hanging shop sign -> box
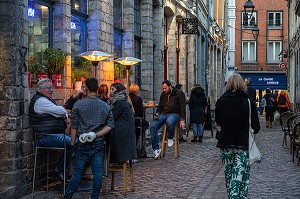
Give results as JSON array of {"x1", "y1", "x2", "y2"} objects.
[{"x1": 182, "y1": 18, "x2": 198, "y2": 34}]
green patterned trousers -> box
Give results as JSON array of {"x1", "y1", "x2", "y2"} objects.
[{"x1": 221, "y1": 148, "x2": 250, "y2": 199}]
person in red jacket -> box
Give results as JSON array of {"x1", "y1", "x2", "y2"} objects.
[{"x1": 276, "y1": 91, "x2": 290, "y2": 114}]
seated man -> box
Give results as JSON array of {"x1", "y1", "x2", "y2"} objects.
[
  {"x1": 29, "y1": 78, "x2": 72, "y2": 181},
  {"x1": 150, "y1": 80, "x2": 186, "y2": 159}
]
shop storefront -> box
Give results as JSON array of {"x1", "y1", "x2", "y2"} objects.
[{"x1": 240, "y1": 72, "x2": 287, "y2": 91}]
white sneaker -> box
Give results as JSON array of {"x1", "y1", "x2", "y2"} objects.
[
  {"x1": 153, "y1": 149, "x2": 161, "y2": 159},
  {"x1": 168, "y1": 139, "x2": 174, "y2": 147}
]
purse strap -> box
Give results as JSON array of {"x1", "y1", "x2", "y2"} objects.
[{"x1": 248, "y1": 99, "x2": 251, "y2": 128}]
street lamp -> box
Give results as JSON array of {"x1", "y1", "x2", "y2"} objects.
[
  {"x1": 114, "y1": 57, "x2": 141, "y2": 90},
  {"x1": 78, "y1": 51, "x2": 112, "y2": 77},
  {"x1": 252, "y1": 24, "x2": 259, "y2": 39},
  {"x1": 243, "y1": 0, "x2": 255, "y2": 21}
]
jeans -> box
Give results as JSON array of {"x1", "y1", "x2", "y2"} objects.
[
  {"x1": 65, "y1": 140, "x2": 105, "y2": 199},
  {"x1": 192, "y1": 123, "x2": 203, "y2": 137},
  {"x1": 36, "y1": 134, "x2": 72, "y2": 173},
  {"x1": 150, "y1": 113, "x2": 180, "y2": 151}
]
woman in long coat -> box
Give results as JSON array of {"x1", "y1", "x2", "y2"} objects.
[
  {"x1": 108, "y1": 82, "x2": 137, "y2": 163},
  {"x1": 215, "y1": 73, "x2": 260, "y2": 198},
  {"x1": 189, "y1": 85, "x2": 208, "y2": 142}
]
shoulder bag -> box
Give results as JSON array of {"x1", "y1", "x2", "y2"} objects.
[{"x1": 248, "y1": 99, "x2": 262, "y2": 165}]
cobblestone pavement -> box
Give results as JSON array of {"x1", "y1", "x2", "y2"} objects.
[{"x1": 21, "y1": 117, "x2": 300, "y2": 199}]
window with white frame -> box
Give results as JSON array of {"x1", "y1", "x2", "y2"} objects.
[
  {"x1": 242, "y1": 41, "x2": 256, "y2": 62},
  {"x1": 268, "y1": 12, "x2": 282, "y2": 27},
  {"x1": 267, "y1": 41, "x2": 282, "y2": 62},
  {"x1": 242, "y1": 12, "x2": 256, "y2": 27}
]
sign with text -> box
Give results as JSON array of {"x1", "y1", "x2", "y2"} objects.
[{"x1": 240, "y1": 73, "x2": 287, "y2": 90}]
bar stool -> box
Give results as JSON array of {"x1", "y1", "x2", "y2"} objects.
[
  {"x1": 102, "y1": 145, "x2": 134, "y2": 194},
  {"x1": 32, "y1": 133, "x2": 67, "y2": 198},
  {"x1": 161, "y1": 123, "x2": 180, "y2": 158}
]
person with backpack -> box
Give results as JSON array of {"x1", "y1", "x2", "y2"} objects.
[
  {"x1": 262, "y1": 88, "x2": 275, "y2": 128},
  {"x1": 276, "y1": 91, "x2": 290, "y2": 115}
]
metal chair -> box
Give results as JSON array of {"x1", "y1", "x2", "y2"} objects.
[
  {"x1": 286, "y1": 114, "x2": 300, "y2": 153},
  {"x1": 32, "y1": 133, "x2": 67, "y2": 198},
  {"x1": 280, "y1": 111, "x2": 294, "y2": 145},
  {"x1": 292, "y1": 121, "x2": 300, "y2": 165}
]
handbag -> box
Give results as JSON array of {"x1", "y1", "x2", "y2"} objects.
[{"x1": 248, "y1": 99, "x2": 262, "y2": 165}]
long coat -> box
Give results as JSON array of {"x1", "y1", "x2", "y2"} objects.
[
  {"x1": 189, "y1": 87, "x2": 208, "y2": 124},
  {"x1": 215, "y1": 90, "x2": 260, "y2": 149},
  {"x1": 109, "y1": 100, "x2": 137, "y2": 163}
]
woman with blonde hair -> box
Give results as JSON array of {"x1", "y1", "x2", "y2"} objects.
[{"x1": 215, "y1": 73, "x2": 260, "y2": 198}]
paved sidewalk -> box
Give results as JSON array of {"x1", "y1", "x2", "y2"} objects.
[{"x1": 21, "y1": 117, "x2": 300, "y2": 199}]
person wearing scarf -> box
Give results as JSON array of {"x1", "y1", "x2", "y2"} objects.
[{"x1": 107, "y1": 82, "x2": 137, "y2": 163}]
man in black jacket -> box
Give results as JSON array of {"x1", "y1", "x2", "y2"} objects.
[
  {"x1": 150, "y1": 80, "x2": 186, "y2": 159},
  {"x1": 29, "y1": 78, "x2": 72, "y2": 181}
]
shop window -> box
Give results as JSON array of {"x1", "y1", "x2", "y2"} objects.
[
  {"x1": 114, "y1": 0, "x2": 122, "y2": 29},
  {"x1": 71, "y1": 0, "x2": 88, "y2": 14},
  {"x1": 28, "y1": 1, "x2": 53, "y2": 64},
  {"x1": 71, "y1": 0, "x2": 88, "y2": 68},
  {"x1": 242, "y1": 41, "x2": 256, "y2": 62},
  {"x1": 267, "y1": 41, "x2": 282, "y2": 62}
]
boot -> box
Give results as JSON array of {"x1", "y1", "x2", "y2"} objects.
[
  {"x1": 198, "y1": 136, "x2": 203, "y2": 143},
  {"x1": 266, "y1": 121, "x2": 269, "y2": 128},
  {"x1": 191, "y1": 136, "x2": 197, "y2": 142}
]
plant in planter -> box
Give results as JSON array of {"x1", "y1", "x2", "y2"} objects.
[
  {"x1": 28, "y1": 55, "x2": 47, "y2": 81},
  {"x1": 44, "y1": 48, "x2": 67, "y2": 89}
]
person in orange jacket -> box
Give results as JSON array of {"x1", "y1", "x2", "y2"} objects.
[{"x1": 276, "y1": 91, "x2": 290, "y2": 114}]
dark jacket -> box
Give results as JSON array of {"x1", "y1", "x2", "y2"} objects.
[
  {"x1": 156, "y1": 87, "x2": 186, "y2": 120},
  {"x1": 189, "y1": 87, "x2": 208, "y2": 124},
  {"x1": 129, "y1": 93, "x2": 143, "y2": 118},
  {"x1": 246, "y1": 85, "x2": 256, "y2": 105},
  {"x1": 109, "y1": 100, "x2": 137, "y2": 163},
  {"x1": 215, "y1": 90, "x2": 260, "y2": 149},
  {"x1": 29, "y1": 92, "x2": 66, "y2": 134}
]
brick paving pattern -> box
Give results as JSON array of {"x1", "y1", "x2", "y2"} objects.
[{"x1": 21, "y1": 117, "x2": 300, "y2": 199}]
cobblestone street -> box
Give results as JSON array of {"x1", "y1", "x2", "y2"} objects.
[{"x1": 21, "y1": 117, "x2": 300, "y2": 199}]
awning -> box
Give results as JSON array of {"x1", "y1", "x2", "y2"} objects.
[{"x1": 239, "y1": 72, "x2": 287, "y2": 90}]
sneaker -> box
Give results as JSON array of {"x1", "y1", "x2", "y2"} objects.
[
  {"x1": 179, "y1": 137, "x2": 187, "y2": 142},
  {"x1": 153, "y1": 149, "x2": 161, "y2": 159},
  {"x1": 168, "y1": 139, "x2": 174, "y2": 147},
  {"x1": 133, "y1": 159, "x2": 139, "y2": 163}
]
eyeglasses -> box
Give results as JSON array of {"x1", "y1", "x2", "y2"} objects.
[
  {"x1": 40, "y1": 85, "x2": 54, "y2": 90},
  {"x1": 110, "y1": 87, "x2": 116, "y2": 91}
]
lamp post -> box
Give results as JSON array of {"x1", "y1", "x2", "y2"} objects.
[
  {"x1": 114, "y1": 57, "x2": 141, "y2": 90},
  {"x1": 78, "y1": 51, "x2": 112, "y2": 78},
  {"x1": 252, "y1": 24, "x2": 259, "y2": 39},
  {"x1": 243, "y1": 0, "x2": 255, "y2": 21}
]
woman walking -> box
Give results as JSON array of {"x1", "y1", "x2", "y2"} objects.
[
  {"x1": 188, "y1": 85, "x2": 207, "y2": 142},
  {"x1": 215, "y1": 73, "x2": 260, "y2": 198}
]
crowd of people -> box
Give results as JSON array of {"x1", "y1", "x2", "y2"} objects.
[{"x1": 30, "y1": 73, "x2": 293, "y2": 198}]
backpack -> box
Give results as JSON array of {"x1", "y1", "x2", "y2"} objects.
[{"x1": 278, "y1": 94, "x2": 287, "y2": 105}]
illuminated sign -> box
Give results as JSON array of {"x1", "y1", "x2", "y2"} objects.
[
  {"x1": 70, "y1": 22, "x2": 76, "y2": 30},
  {"x1": 28, "y1": 4, "x2": 35, "y2": 17}
]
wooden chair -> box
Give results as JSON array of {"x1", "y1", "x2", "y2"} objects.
[
  {"x1": 161, "y1": 123, "x2": 180, "y2": 158},
  {"x1": 102, "y1": 146, "x2": 134, "y2": 194},
  {"x1": 280, "y1": 111, "x2": 294, "y2": 145},
  {"x1": 292, "y1": 121, "x2": 300, "y2": 165}
]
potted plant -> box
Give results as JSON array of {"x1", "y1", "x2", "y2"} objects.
[
  {"x1": 28, "y1": 55, "x2": 47, "y2": 87},
  {"x1": 44, "y1": 48, "x2": 67, "y2": 89}
]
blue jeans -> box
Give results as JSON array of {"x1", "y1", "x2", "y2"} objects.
[
  {"x1": 150, "y1": 113, "x2": 180, "y2": 151},
  {"x1": 36, "y1": 134, "x2": 72, "y2": 173},
  {"x1": 192, "y1": 123, "x2": 203, "y2": 137},
  {"x1": 65, "y1": 140, "x2": 105, "y2": 199}
]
